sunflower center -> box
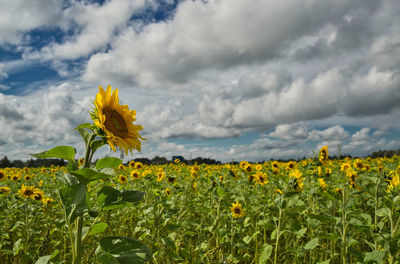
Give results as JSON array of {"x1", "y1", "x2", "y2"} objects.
[
  {"x1": 234, "y1": 207, "x2": 241, "y2": 214},
  {"x1": 103, "y1": 107, "x2": 129, "y2": 139},
  {"x1": 24, "y1": 190, "x2": 34, "y2": 196}
]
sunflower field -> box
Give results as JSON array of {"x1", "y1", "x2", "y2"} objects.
[{"x1": 1, "y1": 153, "x2": 400, "y2": 264}]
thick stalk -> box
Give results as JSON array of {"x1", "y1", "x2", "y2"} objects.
[
  {"x1": 274, "y1": 207, "x2": 282, "y2": 264},
  {"x1": 72, "y1": 133, "x2": 96, "y2": 264},
  {"x1": 73, "y1": 216, "x2": 84, "y2": 264}
]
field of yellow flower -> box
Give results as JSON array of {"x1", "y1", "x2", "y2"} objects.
[{"x1": 1, "y1": 152, "x2": 400, "y2": 263}]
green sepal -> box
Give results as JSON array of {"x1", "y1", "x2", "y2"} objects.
[
  {"x1": 74, "y1": 123, "x2": 97, "y2": 131},
  {"x1": 97, "y1": 186, "x2": 145, "y2": 211},
  {"x1": 95, "y1": 236, "x2": 152, "y2": 264},
  {"x1": 96, "y1": 157, "x2": 123, "y2": 170},
  {"x1": 59, "y1": 183, "x2": 88, "y2": 224},
  {"x1": 30, "y1": 146, "x2": 76, "y2": 164}
]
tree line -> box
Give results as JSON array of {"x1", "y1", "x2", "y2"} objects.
[{"x1": 1, "y1": 149, "x2": 400, "y2": 168}]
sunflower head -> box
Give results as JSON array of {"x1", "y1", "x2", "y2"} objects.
[
  {"x1": 319, "y1": 146, "x2": 329, "y2": 164},
  {"x1": 91, "y1": 85, "x2": 144, "y2": 155},
  {"x1": 0, "y1": 170, "x2": 6, "y2": 181},
  {"x1": 118, "y1": 174, "x2": 128, "y2": 184},
  {"x1": 0, "y1": 187, "x2": 10, "y2": 195},
  {"x1": 230, "y1": 201, "x2": 245, "y2": 219},
  {"x1": 18, "y1": 185, "x2": 37, "y2": 199}
]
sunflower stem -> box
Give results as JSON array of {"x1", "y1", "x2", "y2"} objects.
[{"x1": 72, "y1": 133, "x2": 96, "y2": 264}]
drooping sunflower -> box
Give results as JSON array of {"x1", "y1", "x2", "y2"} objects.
[
  {"x1": 91, "y1": 85, "x2": 144, "y2": 155},
  {"x1": 230, "y1": 201, "x2": 245, "y2": 219}
]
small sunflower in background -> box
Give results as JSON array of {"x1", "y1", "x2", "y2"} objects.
[
  {"x1": 78, "y1": 158, "x2": 85, "y2": 167},
  {"x1": 42, "y1": 197, "x2": 55, "y2": 206},
  {"x1": 0, "y1": 170, "x2": 6, "y2": 181},
  {"x1": 254, "y1": 171, "x2": 268, "y2": 186},
  {"x1": 91, "y1": 85, "x2": 144, "y2": 155},
  {"x1": 18, "y1": 185, "x2": 37, "y2": 199},
  {"x1": 319, "y1": 146, "x2": 329, "y2": 164},
  {"x1": 230, "y1": 201, "x2": 245, "y2": 219},
  {"x1": 135, "y1": 162, "x2": 143, "y2": 169},
  {"x1": 0, "y1": 186, "x2": 10, "y2": 195},
  {"x1": 12, "y1": 174, "x2": 21, "y2": 181},
  {"x1": 24, "y1": 174, "x2": 33, "y2": 181},
  {"x1": 130, "y1": 170, "x2": 140, "y2": 180},
  {"x1": 33, "y1": 189, "x2": 45, "y2": 202},
  {"x1": 165, "y1": 188, "x2": 172, "y2": 196},
  {"x1": 118, "y1": 174, "x2": 128, "y2": 184}
]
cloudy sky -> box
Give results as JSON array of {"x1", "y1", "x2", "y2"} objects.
[{"x1": 1, "y1": 0, "x2": 400, "y2": 162}]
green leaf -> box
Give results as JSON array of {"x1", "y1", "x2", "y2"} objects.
[
  {"x1": 96, "y1": 236, "x2": 152, "y2": 264},
  {"x1": 66, "y1": 161, "x2": 78, "y2": 172},
  {"x1": 35, "y1": 250, "x2": 59, "y2": 264},
  {"x1": 303, "y1": 238, "x2": 319, "y2": 251},
  {"x1": 348, "y1": 247, "x2": 364, "y2": 261},
  {"x1": 70, "y1": 168, "x2": 114, "y2": 184},
  {"x1": 97, "y1": 186, "x2": 144, "y2": 211},
  {"x1": 259, "y1": 244, "x2": 273, "y2": 264},
  {"x1": 243, "y1": 235, "x2": 252, "y2": 244},
  {"x1": 216, "y1": 187, "x2": 225, "y2": 197},
  {"x1": 59, "y1": 183, "x2": 88, "y2": 224},
  {"x1": 120, "y1": 190, "x2": 145, "y2": 203},
  {"x1": 316, "y1": 260, "x2": 330, "y2": 264},
  {"x1": 376, "y1": 208, "x2": 390, "y2": 218},
  {"x1": 88, "y1": 223, "x2": 108, "y2": 237},
  {"x1": 74, "y1": 123, "x2": 96, "y2": 131},
  {"x1": 364, "y1": 251, "x2": 386, "y2": 264},
  {"x1": 97, "y1": 186, "x2": 120, "y2": 207},
  {"x1": 91, "y1": 139, "x2": 107, "y2": 153},
  {"x1": 96, "y1": 157, "x2": 123, "y2": 170},
  {"x1": 55, "y1": 171, "x2": 79, "y2": 186},
  {"x1": 30, "y1": 146, "x2": 76, "y2": 164},
  {"x1": 308, "y1": 214, "x2": 335, "y2": 223},
  {"x1": 77, "y1": 128, "x2": 91, "y2": 145},
  {"x1": 162, "y1": 237, "x2": 175, "y2": 249},
  {"x1": 13, "y1": 238, "x2": 23, "y2": 256},
  {"x1": 295, "y1": 227, "x2": 307, "y2": 238}
]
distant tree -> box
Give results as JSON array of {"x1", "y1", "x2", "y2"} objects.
[{"x1": 0, "y1": 156, "x2": 10, "y2": 168}]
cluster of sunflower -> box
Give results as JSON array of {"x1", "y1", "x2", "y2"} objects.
[
  {"x1": 0, "y1": 167, "x2": 56, "y2": 205},
  {"x1": 17, "y1": 184, "x2": 54, "y2": 205}
]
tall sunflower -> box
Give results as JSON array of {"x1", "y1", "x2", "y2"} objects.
[{"x1": 91, "y1": 85, "x2": 144, "y2": 155}]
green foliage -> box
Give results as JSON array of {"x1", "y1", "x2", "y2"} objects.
[
  {"x1": 96, "y1": 236, "x2": 152, "y2": 264},
  {"x1": 59, "y1": 183, "x2": 88, "y2": 224},
  {"x1": 30, "y1": 146, "x2": 76, "y2": 164}
]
